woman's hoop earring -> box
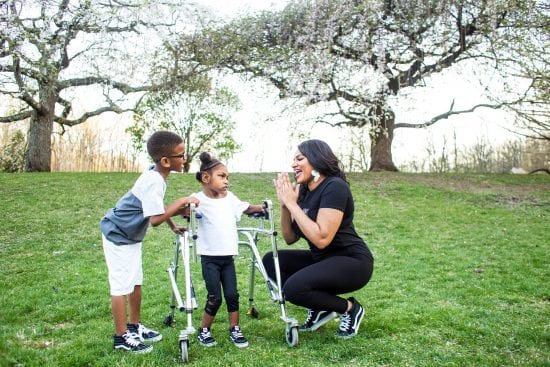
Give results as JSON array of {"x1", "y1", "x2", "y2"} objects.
[{"x1": 312, "y1": 170, "x2": 320, "y2": 183}]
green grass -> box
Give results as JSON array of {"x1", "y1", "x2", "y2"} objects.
[{"x1": 0, "y1": 172, "x2": 548, "y2": 366}]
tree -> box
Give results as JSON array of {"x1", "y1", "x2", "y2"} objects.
[
  {"x1": 0, "y1": 0, "x2": 198, "y2": 171},
  {"x1": 127, "y1": 76, "x2": 242, "y2": 172},
  {"x1": 504, "y1": 23, "x2": 549, "y2": 141},
  {"x1": 0, "y1": 128, "x2": 25, "y2": 172},
  {"x1": 176, "y1": 0, "x2": 548, "y2": 171}
]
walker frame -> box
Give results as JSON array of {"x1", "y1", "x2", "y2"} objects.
[{"x1": 163, "y1": 200, "x2": 298, "y2": 363}]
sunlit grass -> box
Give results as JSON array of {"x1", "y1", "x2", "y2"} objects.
[{"x1": 0, "y1": 172, "x2": 548, "y2": 366}]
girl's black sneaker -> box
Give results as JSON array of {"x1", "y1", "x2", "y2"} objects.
[
  {"x1": 197, "y1": 327, "x2": 217, "y2": 347},
  {"x1": 229, "y1": 325, "x2": 249, "y2": 348}
]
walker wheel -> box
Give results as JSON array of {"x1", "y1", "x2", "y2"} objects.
[
  {"x1": 247, "y1": 307, "x2": 259, "y2": 319},
  {"x1": 285, "y1": 325, "x2": 299, "y2": 347},
  {"x1": 163, "y1": 314, "x2": 174, "y2": 326},
  {"x1": 179, "y1": 339, "x2": 189, "y2": 363}
]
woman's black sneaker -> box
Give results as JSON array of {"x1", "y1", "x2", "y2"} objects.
[
  {"x1": 336, "y1": 298, "x2": 365, "y2": 339},
  {"x1": 299, "y1": 309, "x2": 337, "y2": 331}
]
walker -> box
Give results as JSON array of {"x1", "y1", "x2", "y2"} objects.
[
  {"x1": 163, "y1": 203, "x2": 199, "y2": 363},
  {"x1": 163, "y1": 200, "x2": 299, "y2": 363}
]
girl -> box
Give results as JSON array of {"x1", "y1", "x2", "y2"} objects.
[{"x1": 192, "y1": 152, "x2": 265, "y2": 348}]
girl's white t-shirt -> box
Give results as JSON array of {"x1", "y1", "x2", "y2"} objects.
[{"x1": 192, "y1": 191, "x2": 249, "y2": 256}]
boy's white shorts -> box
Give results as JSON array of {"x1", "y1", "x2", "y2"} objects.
[{"x1": 102, "y1": 234, "x2": 143, "y2": 296}]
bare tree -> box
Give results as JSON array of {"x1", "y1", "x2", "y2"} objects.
[
  {"x1": 176, "y1": 0, "x2": 547, "y2": 171},
  {"x1": 0, "y1": 0, "x2": 199, "y2": 171}
]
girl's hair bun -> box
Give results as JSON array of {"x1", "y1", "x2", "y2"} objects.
[
  {"x1": 195, "y1": 152, "x2": 222, "y2": 182},
  {"x1": 199, "y1": 152, "x2": 213, "y2": 164}
]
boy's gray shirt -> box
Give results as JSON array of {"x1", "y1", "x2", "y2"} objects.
[{"x1": 100, "y1": 168, "x2": 166, "y2": 245}]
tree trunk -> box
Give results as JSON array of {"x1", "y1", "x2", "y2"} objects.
[
  {"x1": 369, "y1": 110, "x2": 398, "y2": 172},
  {"x1": 25, "y1": 113, "x2": 53, "y2": 172},
  {"x1": 25, "y1": 89, "x2": 56, "y2": 172}
]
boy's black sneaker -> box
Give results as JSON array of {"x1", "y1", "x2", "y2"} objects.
[
  {"x1": 113, "y1": 330, "x2": 153, "y2": 354},
  {"x1": 299, "y1": 309, "x2": 337, "y2": 332},
  {"x1": 229, "y1": 325, "x2": 249, "y2": 348},
  {"x1": 197, "y1": 327, "x2": 217, "y2": 347},
  {"x1": 336, "y1": 297, "x2": 365, "y2": 339},
  {"x1": 127, "y1": 322, "x2": 162, "y2": 342}
]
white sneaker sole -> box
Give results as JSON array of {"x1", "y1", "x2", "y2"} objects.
[
  {"x1": 198, "y1": 340, "x2": 217, "y2": 347},
  {"x1": 143, "y1": 334, "x2": 162, "y2": 342},
  {"x1": 114, "y1": 345, "x2": 153, "y2": 354},
  {"x1": 301, "y1": 311, "x2": 338, "y2": 332},
  {"x1": 232, "y1": 341, "x2": 249, "y2": 348}
]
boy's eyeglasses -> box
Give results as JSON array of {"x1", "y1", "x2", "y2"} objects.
[{"x1": 168, "y1": 154, "x2": 186, "y2": 160}]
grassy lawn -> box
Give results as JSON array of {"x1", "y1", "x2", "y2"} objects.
[{"x1": 0, "y1": 172, "x2": 548, "y2": 366}]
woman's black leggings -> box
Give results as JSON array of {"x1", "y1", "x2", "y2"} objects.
[{"x1": 262, "y1": 250, "x2": 373, "y2": 314}]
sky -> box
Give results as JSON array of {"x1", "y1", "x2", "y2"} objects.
[
  {"x1": 1, "y1": 0, "x2": 520, "y2": 174},
  {"x1": 190, "y1": 0, "x2": 520, "y2": 173},
  {"x1": 196, "y1": 0, "x2": 288, "y2": 17},
  {"x1": 94, "y1": 1, "x2": 525, "y2": 174},
  {"x1": 222, "y1": 67, "x2": 518, "y2": 173}
]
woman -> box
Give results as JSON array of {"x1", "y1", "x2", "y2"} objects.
[{"x1": 262, "y1": 139, "x2": 374, "y2": 338}]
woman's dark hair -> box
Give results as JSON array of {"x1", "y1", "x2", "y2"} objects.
[
  {"x1": 195, "y1": 152, "x2": 223, "y2": 182},
  {"x1": 146, "y1": 131, "x2": 183, "y2": 162},
  {"x1": 298, "y1": 138, "x2": 347, "y2": 184}
]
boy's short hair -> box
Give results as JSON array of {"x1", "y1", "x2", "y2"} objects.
[{"x1": 146, "y1": 131, "x2": 183, "y2": 162}]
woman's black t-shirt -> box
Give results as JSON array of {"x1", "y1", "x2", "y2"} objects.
[{"x1": 291, "y1": 176, "x2": 373, "y2": 261}]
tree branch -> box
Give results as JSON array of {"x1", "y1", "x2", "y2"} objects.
[
  {"x1": 394, "y1": 100, "x2": 508, "y2": 129},
  {"x1": 57, "y1": 76, "x2": 164, "y2": 93},
  {"x1": 0, "y1": 62, "x2": 43, "y2": 81},
  {"x1": 0, "y1": 110, "x2": 32, "y2": 123},
  {"x1": 53, "y1": 105, "x2": 134, "y2": 126},
  {"x1": 12, "y1": 56, "x2": 42, "y2": 112}
]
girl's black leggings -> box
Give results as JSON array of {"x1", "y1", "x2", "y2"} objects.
[
  {"x1": 201, "y1": 255, "x2": 239, "y2": 316},
  {"x1": 262, "y1": 249, "x2": 373, "y2": 314}
]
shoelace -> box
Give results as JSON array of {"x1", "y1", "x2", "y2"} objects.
[
  {"x1": 339, "y1": 312, "x2": 351, "y2": 331},
  {"x1": 200, "y1": 328, "x2": 212, "y2": 338},
  {"x1": 304, "y1": 309, "x2": 314, "y2": 324},
  {"x1": 231, "y1": 327, "x2": 244, "y2": 338},
  {"x1": 138, "y1": 324, "x2": 152, "y2": 335},
  {"x1": 123, "y1": 333, "x2": 142, "y2": 347}
]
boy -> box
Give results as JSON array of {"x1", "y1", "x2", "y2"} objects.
[{"x1": 100, "y1": 131, "x2": 199, "y2": 354}]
